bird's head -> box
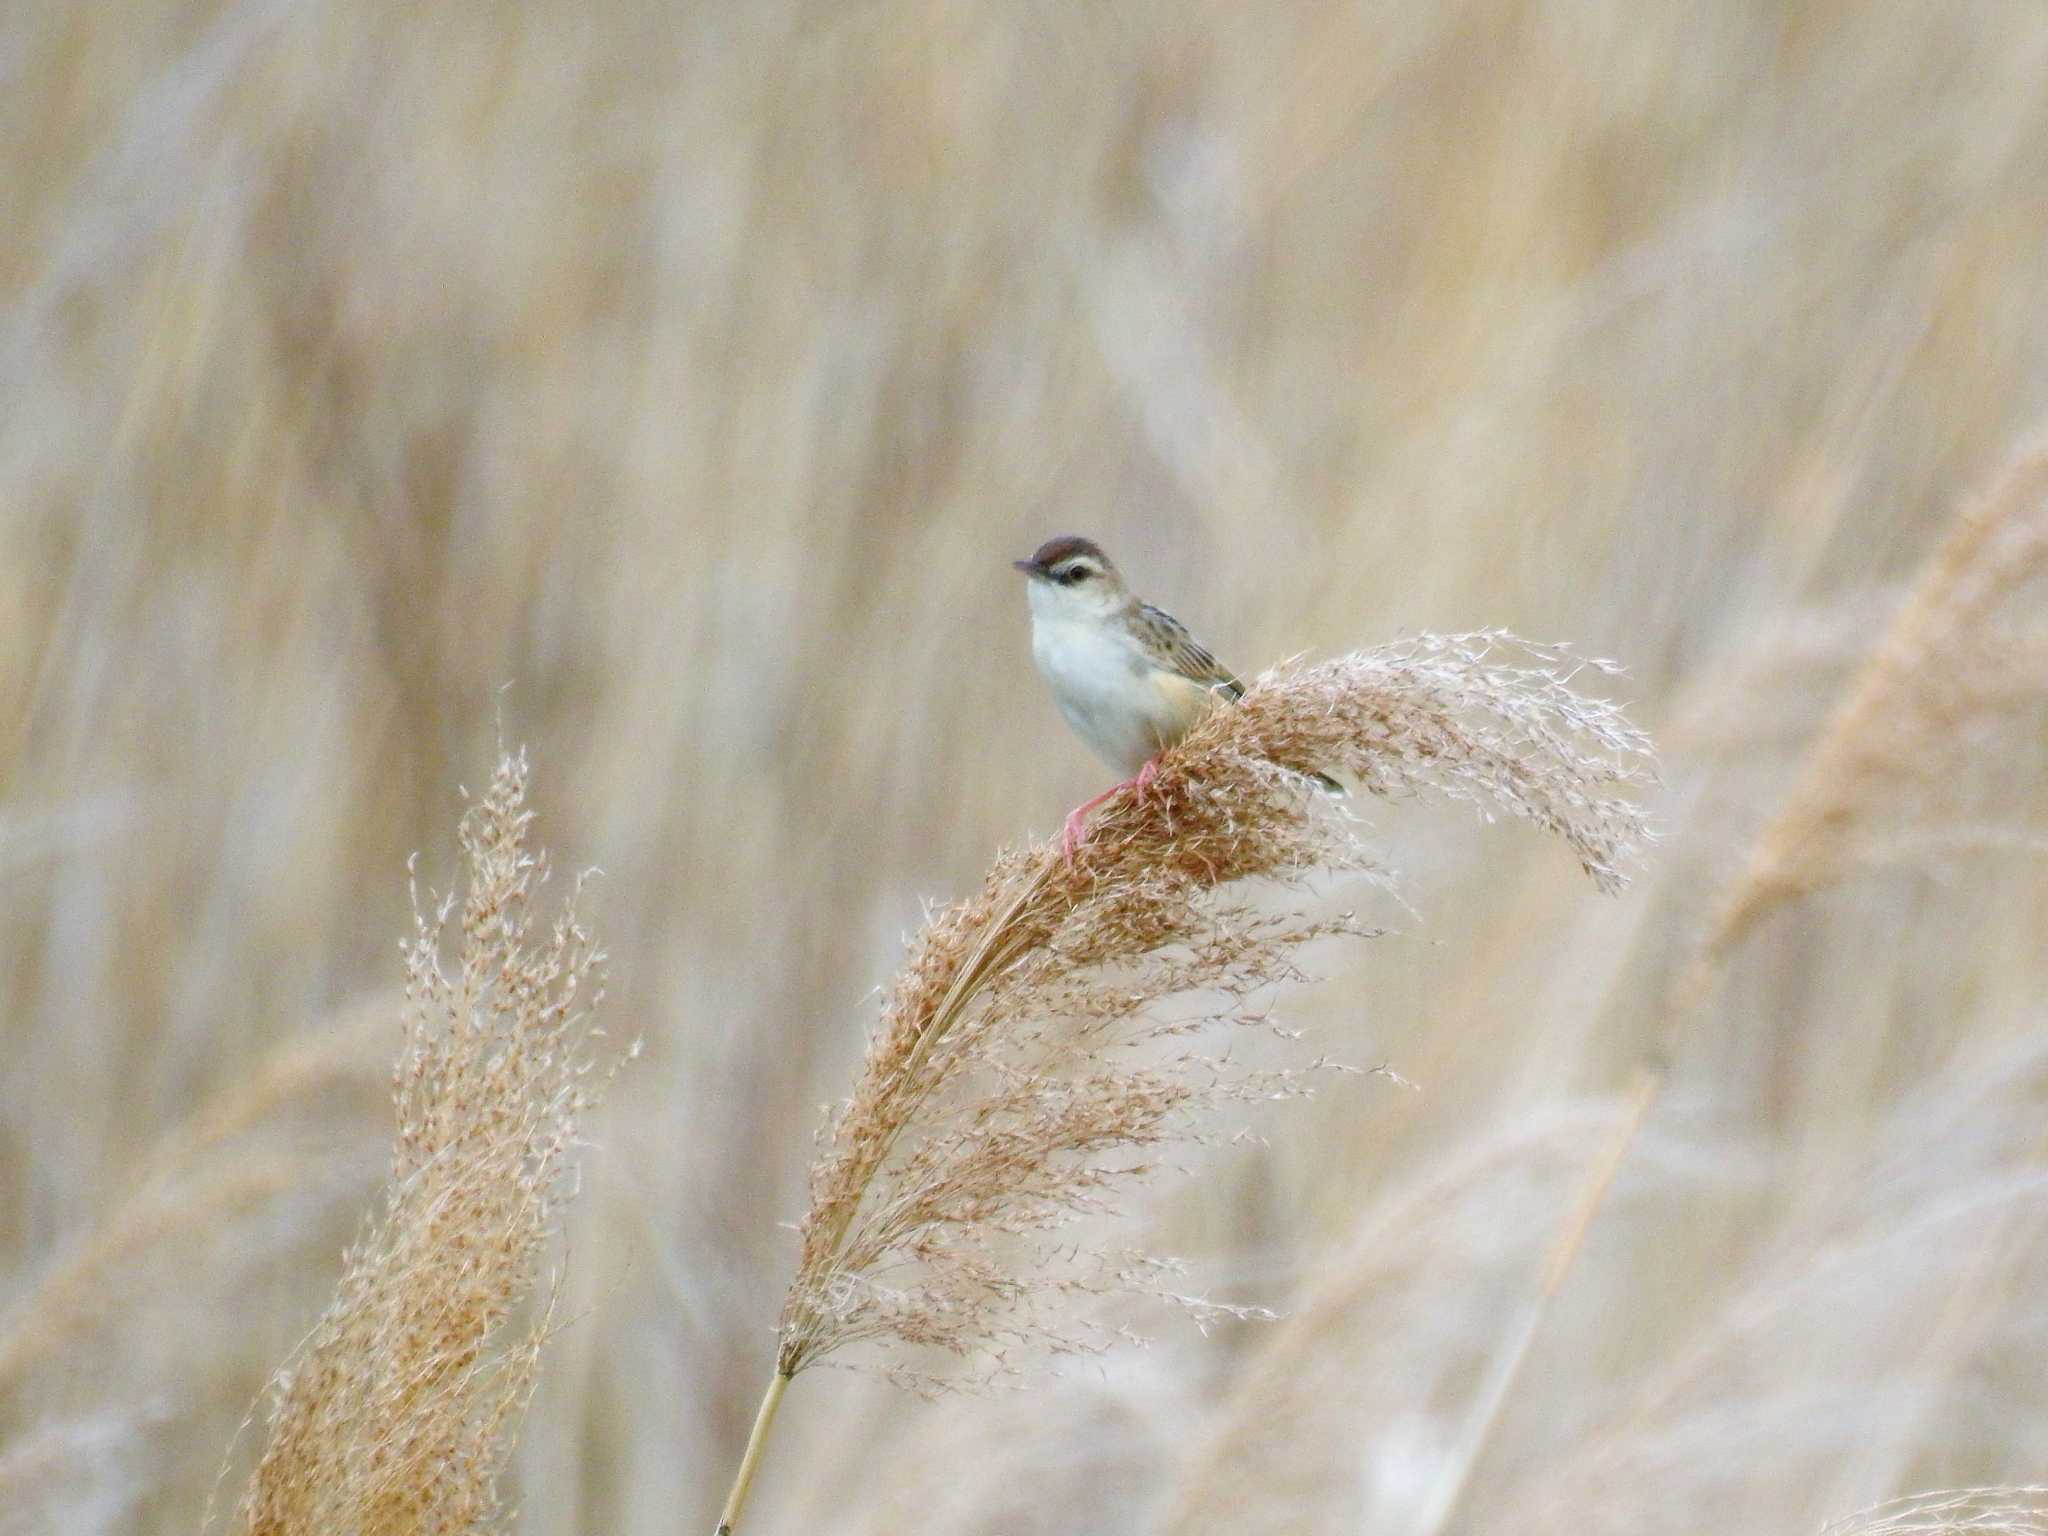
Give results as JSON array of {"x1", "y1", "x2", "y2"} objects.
[{"x1": 1013, "y1": 535, "x2": 1128, "y2": 619}]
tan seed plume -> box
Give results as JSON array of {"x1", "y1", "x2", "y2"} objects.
[
  {"x1": 715, "y1": 632, "x2": 1655, "y2": 1534},
  {"x1": 232, "y1": 751, "x2": 632, "y2": 1536}
]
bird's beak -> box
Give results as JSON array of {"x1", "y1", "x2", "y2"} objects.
[{"x1": 1012, "y1": 558, "x2": 1044, "y2": 578}]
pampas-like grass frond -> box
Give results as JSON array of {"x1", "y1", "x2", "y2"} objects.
[
  {"x1": 713, "y1": 633, "x2": 1652, "y2": 1533},
  {"x1": 1690, "y1": 439, "x2": 2048, "y2": 979},
  {"x1": 233, "y1": 751, "x2": 627, "y2": 1536},
  {"x1": 778, "y1": 633, "x2": 1651, "y2": 1383}
]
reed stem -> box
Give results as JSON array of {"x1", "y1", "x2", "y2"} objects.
[{"x1": 713, "y1": 1369, "x2": 791, "y2": 1536}]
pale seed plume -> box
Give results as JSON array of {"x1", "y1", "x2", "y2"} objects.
[
  {"x1": 1687, "y1": 438, "x2": 2048, "y2": 992},
  {"x1": 232, "y1": 751, "x2": 629, "y2": 1536},
  {"x1": 776, "y1": 633, "x2": 1653, "y2": 1388},
  {"x1": 702, "y1": 633, "x2": 1654, "y2": 1533}
]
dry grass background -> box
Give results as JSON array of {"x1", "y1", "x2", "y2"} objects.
[{"x1": 4, "y1": 1, "x2": 2048, "y2": 1532}]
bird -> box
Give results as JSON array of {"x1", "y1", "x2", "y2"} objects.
[{"x1": 1014, "y1": 534, "x2": 1338, "y2": 859}]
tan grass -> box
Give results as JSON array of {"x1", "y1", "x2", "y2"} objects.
[
  {"x1": 1492, "y1": 1030, "x2": 2048, "y2": 1536},
  {"x1": 0, "y1": 1001, "x2": 387, "y2": 1394},
  {"x1": 230, "y1": 750, "x2": 629, "y2": 1536},
  {"x1": 1679, "y1": 437, "x2": 2048, "y2": 998},
  {"x1": 1408, "y1": 435, "x2": 2048, "y2": 1536},
  {"x1": 0, "y1": 1165, "x2": 309, "y2": 1396},
  {"x1": 10, "y1": 3, "x2": 2048, "y2": 1530},
  {"x1": 1157, "y1": 1028, "x2": 2048, "y2": 1536},
  {"x1": 1152, "y1": 1104, "x2": 1623, "y2": 1536},
  {"x1": 0, "y1": 1411, "x2": 146, "y2": 1536}
]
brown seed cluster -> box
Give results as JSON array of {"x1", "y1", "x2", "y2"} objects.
[
  {"x1": 237, "y1": 752, "x2": 625, "y2": 1535},
  {"x1": 776, "y1": 633, "x2": 1655, "y2": 1389}
]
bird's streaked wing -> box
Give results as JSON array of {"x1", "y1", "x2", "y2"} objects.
[{"x1": 1135, "y1": 603, "x2": 1244, "y2": 699}]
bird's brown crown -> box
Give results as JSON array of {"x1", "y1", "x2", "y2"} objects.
[{"x1": 1024, "y1": 535, "x2": 1110, "y2": 572}]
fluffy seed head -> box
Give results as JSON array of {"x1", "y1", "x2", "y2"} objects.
[
  {"x1": 775, "y1": 632, "x2": 1655, "y2": 1389},
  {"x1": 235, "y1": 751, "x2": 628, "y2": 1534}
]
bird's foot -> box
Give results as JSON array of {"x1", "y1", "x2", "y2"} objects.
[
  {"x1": 1059, "y1": 769, "x2": 1153, "y2": 864},
  {"x1": 1059, "y1": 802, "x2": 1095, "y2": 863}
]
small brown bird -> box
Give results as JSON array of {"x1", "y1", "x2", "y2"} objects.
[{"x1": 1014, "y1": 535, "x2": 1336, "y2": 857}]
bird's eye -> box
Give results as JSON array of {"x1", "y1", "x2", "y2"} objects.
[{"x1": 1058, "y1": 565, "x2": 1090, "y2": 585}]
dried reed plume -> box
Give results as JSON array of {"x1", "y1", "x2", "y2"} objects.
[
  {"x1": 713, "y1": 633, "x2": 1654, "y2": 1534},
  {"x1": 230, "y1": 751, "x2": 628, "y2": 1536},
  {"x1": 1682, "y1": 438, "x2": 2048, "y2": 994}
]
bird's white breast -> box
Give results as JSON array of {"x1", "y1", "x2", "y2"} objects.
[{"x1": 1028, "y1": 608, "x2": 1202, "y2": 778}]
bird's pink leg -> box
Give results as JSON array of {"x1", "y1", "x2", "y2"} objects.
[
  {"x1": 1060, "y1": 783, "x2": 1121, "y2": 862},
  {"x1": 1060, "y1": 756, "x2": 1164, "y2": 863}
]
